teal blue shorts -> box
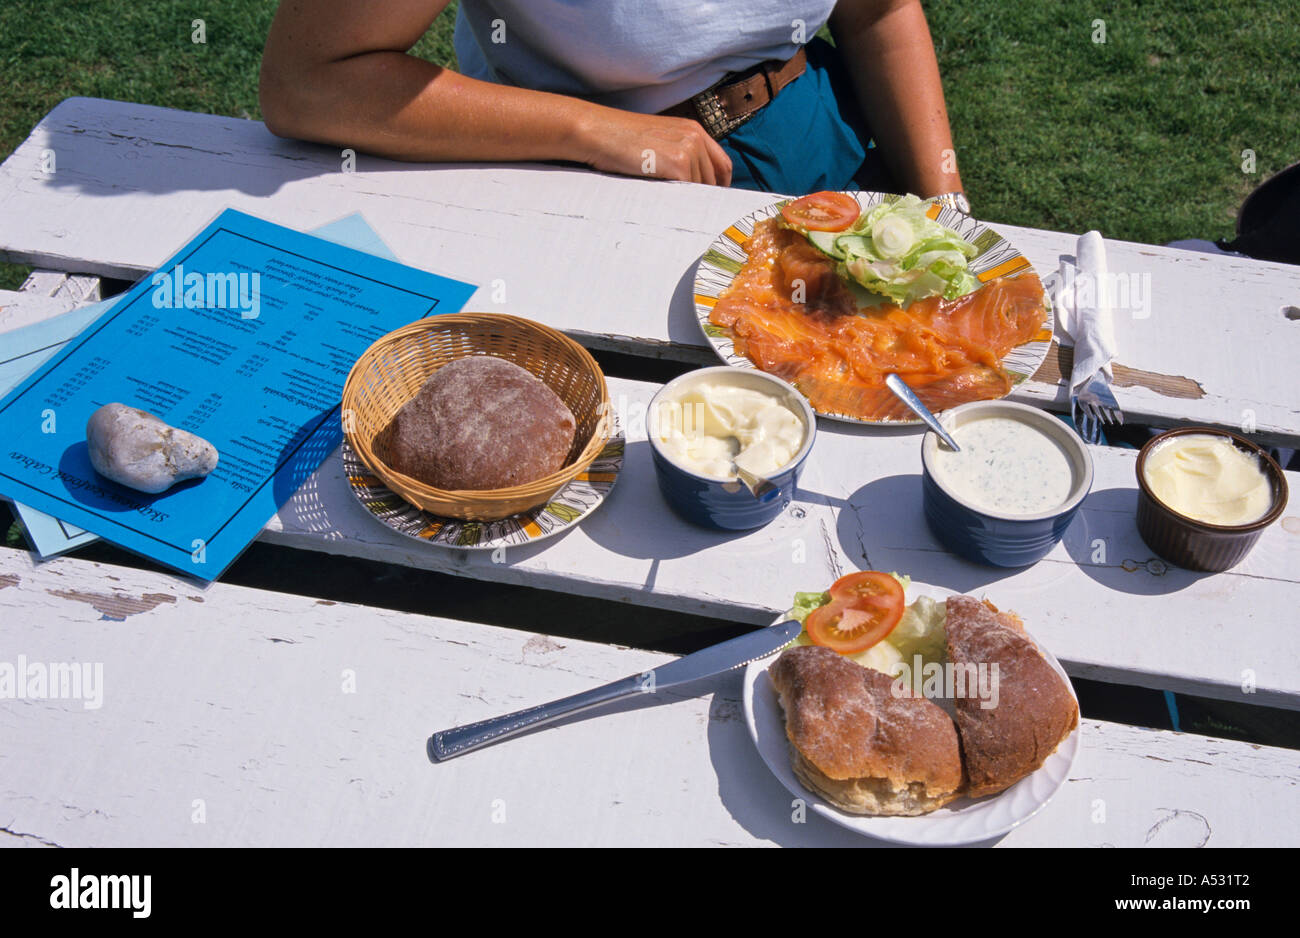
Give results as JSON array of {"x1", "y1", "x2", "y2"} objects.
[{"x1": 718, "y1": 38, "x2": 898, "y2": 196}]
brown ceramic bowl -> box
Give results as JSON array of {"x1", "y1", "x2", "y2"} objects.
[{"x1": 1134, "y1": 427, "x2": 1288, "y2": 572}]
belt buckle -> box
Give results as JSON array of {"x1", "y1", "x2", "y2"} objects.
[
  {"x1": 693, "y1": 86, "x2": 756, "y2": 139},
  {"x1": 688, "y1": 51, "x2": 802, "y2": 140}
]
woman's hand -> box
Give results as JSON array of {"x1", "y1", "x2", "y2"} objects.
[{"x1": 574, "y1": 109, "x2": 733, "y2": 186}]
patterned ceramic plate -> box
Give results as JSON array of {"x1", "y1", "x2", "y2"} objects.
[
  {"x1": 341, "y1": 416, "x2": 624, "y2": 551},
  {"x1": 742, "y1": 580, "x2": 1080, "y2": 845},
  {"x1": 694, "y1": 192, "x2": 1055, "y2": 425}
]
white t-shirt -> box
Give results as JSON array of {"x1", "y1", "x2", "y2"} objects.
[{"x1": 453, "y1": 0, "x2": 836, "y2": 114}]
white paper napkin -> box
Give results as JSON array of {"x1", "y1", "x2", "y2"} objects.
[{"x1": 1055, "y1": 230, "x2": 1118, "y2": 392}]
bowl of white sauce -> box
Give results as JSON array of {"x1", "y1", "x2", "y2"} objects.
[
  {"x1": 647, "y1": 366, "x2": 815, "y2": 530},
  {"x1": 920, "y1": 400, "x2": 1094, "y2": 566},
  {"x1": 1135, "y1": 427, "x2": 1287, "y2": 572}
]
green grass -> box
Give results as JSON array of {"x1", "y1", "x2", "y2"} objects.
[
  {"x1": 1, "y1": 0, "x2": 1294, "y2": 291},
  {"x1": 926, "y1": 0, "x2": 1295, "y2": 243}
]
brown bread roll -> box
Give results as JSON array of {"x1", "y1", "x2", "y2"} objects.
[
  {"x1": 943, "y1": 595, "x2": 1079, "y2": 799},
  {"x1": 770, "y1": 644, "x2": 964, "y2": 816},
  {"x1": 383, "y1": 355, "x2": 576, "y2": 490}
]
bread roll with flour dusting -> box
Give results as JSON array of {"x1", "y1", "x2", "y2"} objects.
[
  {"x1": 770, "y1": 645, "x2": 964, "y2": 816},
  {"x1": 384, "y1": 356, "x2": 576, "y2": 490},
  {"x1": 943, "y1": 595, "x2": 1078, "y2": 798}
]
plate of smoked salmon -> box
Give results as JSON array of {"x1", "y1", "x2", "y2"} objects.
[{"x1": 694, "y1": 192, "x2": 1054, "y2": 425}]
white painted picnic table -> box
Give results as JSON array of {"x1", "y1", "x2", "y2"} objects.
[{"x1": 1, "y1": 98, "x2": 1298, "y2": 847}]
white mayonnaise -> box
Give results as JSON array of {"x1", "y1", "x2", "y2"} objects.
[
  {"x1": 931, "y1": 416, "x2": 1075, "y2": 515},
  {"x1": 655, "y1": 383, "x2": 804, "y2": 480},
  {"x1": 1143, "y1": 434, "x2": 1271, "y2": 525}
]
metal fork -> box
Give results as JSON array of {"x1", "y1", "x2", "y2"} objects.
[{"x1": 1072, "y1": 371, "x2": 1123, "y2": 445}]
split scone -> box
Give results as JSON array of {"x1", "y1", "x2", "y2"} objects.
[
  {"x1": 943, "y1": 595, "x2": 1079, "y2": 798},
  {"x1": 770, "y1": 644, "x2": 964, "y2": 816}
]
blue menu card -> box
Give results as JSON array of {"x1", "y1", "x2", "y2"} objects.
[{"x1": 0, "y1": 209, "x2": 476, "y2": 579}]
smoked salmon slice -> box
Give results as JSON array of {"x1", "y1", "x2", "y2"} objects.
[{"x1": 710, "y1": 219, "x2": 1047, "y2": 421}]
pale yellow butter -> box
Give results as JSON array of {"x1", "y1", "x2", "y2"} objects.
[
  {"x1": 655, "y1": 383, "x2": 804, "y2": 480},
  {"x1": 1144, "y1": 434, "x2": 1271, "y2": 525}
]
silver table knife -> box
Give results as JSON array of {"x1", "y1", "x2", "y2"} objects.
[{"x1": 428, "y1": 619, "x2": 802, "y2": 761}]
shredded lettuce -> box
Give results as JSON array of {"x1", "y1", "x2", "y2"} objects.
[
  {"x1": 788, "y1": 590, "x2": 830, "y2": 625},
  {"x1": 889, "y1": 595, "x2": 948, "y2": 663},
  {"x1": 789, "y1": 195, "x2": 979, "y2": 306}
]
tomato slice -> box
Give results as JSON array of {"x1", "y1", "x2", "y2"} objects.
[
  {"x1": 781, "y1": 191, "x2": 861, "y2": 232},
  {"x1": 805, "y1": 571, "x2": 905, "y2": 655}
]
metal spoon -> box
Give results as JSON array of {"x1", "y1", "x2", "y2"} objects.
[
  {"x1": 724, "y1": 435, "x2": 780, "y2": 500},
  {"x1": 733, "y1": 462, "x2": 780, "y2": 501},
  {"x1": 884, "y1": 373, "x2": 961, "y2": 451}
]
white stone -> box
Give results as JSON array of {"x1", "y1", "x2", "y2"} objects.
[{"x1": 85, "y1": 403, "x2": 218, "y2": 494}]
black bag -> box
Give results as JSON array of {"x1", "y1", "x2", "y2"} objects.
[{"x1": 1219, "y1": 161, "x2": 1300, "y2": 264}]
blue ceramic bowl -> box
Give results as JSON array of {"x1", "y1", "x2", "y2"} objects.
[
  {"x1": 920, "y1": 400, "x2": 1093, "y2": 567},
  {"x1": 647, "y1": 367, "x2": 816, "y2": 530}
]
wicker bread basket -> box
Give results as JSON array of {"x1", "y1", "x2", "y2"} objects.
[{"x1": 341, "y1": 313, "x2": 611, "y2": 521}]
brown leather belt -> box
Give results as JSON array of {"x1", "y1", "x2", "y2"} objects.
[{"x1": 659, "y1": 47, "x2": 807, "y2": 139}]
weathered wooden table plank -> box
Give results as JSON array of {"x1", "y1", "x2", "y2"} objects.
[
  {"x1": 2, "y1": 98, "x2": 1298, "y2": 443},
  {"x1": 0, "y1": 270, "x2": 102, "y2": 334},
  {"x1": 1, "y1": 551, "x2": 1294, "y2": 847}
]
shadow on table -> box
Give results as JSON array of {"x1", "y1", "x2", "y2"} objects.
[
  {"x1": 836, "y1": 476, "x2": 1210, "y2": 597},
  {"x1": 665, "y1": 259, "x2": 722, "y2": 351},
  {"x1": 272, "y1": 409, "x2": 347, "y2": 516},
  {"x1": 37, "y1": 111, "x2": 600, "y2": 201},
  {"x1": 1059, "y1": 487, "x2": 1210, "y2": 596},
  {"x1": 835, "y1": 473, "x2": 1023, "y2": 594},
  {"x1": 580, "y1": 439, "x2": 755, "y2": 585},
  {"x1": 35, "y1": 122, "x2": 328, "y2": 200}
]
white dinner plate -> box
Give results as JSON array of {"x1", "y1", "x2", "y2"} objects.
[{"x1": 742, "y1": 580, "x2": 1080, "y2": 845}]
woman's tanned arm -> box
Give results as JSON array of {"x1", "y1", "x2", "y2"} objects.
[
  {"x1": 829, "y1": 0, "x2": 964, "y2": 198},
  {"x1": 259, "y1": 0, "x2": 731, "y2": 184}
]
